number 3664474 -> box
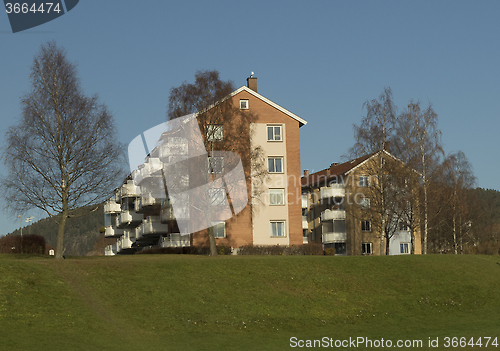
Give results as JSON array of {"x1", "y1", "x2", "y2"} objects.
[{"x1": 5, "y1": 3, "x2": 62, "y2": 14}]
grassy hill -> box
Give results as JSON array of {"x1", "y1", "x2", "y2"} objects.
[{"x1": 0, "y1": 254, "x2": 499, "y2": 350}]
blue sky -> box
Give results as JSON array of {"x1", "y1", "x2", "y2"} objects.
[{"x1": 1, "y1": 0, "x2": 499, "y2": 235}]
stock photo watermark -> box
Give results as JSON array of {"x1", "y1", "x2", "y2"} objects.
[{"x1": 3, "y1": 0, "x2": 79, "y2": 32}]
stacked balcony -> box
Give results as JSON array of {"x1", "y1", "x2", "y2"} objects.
[{"x1": 320, "y1": 184, "x2": 345, "y2": 199}]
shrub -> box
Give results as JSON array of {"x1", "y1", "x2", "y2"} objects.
[
  {"x1": 324, "y1": 247, "x2": 336, "y2": 256},
  {"x1": 0, "y1": 234, "x2": 46, "y2": 254},
  {"x1": 238, "y1": 244, "x2": 324, "y2": 256}
]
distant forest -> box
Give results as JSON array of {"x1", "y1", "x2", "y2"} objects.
[{"x1": 6, "y1": 204, "x2": 110, "y2": 256}]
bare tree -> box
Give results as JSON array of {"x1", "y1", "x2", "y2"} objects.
[
  {"x1": 2, "y1": 42, "x2": 124, "y2": 259},
  {"x1": 393, "y1": 101, "x2": 444, "y2": 254},
  {"x1": 167, "y1": 70, "x2": 266, "y2": 256},
  {"x1": 347, "y1": 88, "x2": 400, "y2": 254},
  {"x1": 440, "y1": 151, "x2": 476, "y2": 254}
]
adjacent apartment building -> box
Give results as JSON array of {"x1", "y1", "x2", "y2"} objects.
[
  {"x1": 104, "y1": 76, "x2": 307, "y2": 255},
  {"x1": 301, "y1": 150, "x2": 422, "y2": 255}
]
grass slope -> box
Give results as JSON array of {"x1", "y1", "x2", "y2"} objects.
[{"x1": 0, "y1": 254, "x2": 499, "y2": 350}]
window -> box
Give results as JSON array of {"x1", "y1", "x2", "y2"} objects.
[
  {"x1": 400, "y1": 243, "x2": 410, "y2": 254},
  {"x1": 207, "y1": 125, "x2": 223, "y2": 141},
  {"x1": 360, "y1": 197, "x2": 370, "y2": 209},
  {"x1": 212, "y1": 221, "x2": 226, "y2": 238},
  {"x1": 240, "y1": 99, "x2": 249, "y2": 109},
  {"x1": 268, "y1": 157, "x2": 283, "y2": 173},
  {"x1": 359, "y1": 175, "x2": 370, "y2": 187},
  {"x1": 302, "y1": 229, "x2": 308, "y2": 238},
  {"x1": 208, "y1": 156, "x2": 224, "y2": 174},
  {"x1": 361, "y1": 220, "x2": 371, "y2": 232},
  {"x1": 270, "y1": 221, "x2": 285, "y2": 237},
  {"x1": 324, "y1": 242, "x2": 347, "y2": 255},
  {"x1": 269, "y1": 189, "x2": 285, "y2": 205},
  {"x1": 399, "y1": 221, "x2": 409, "y2": 231},
  {"x1": 209, "y1": 187, "x2": 225, "y2": 206},
  {"x1": 267, "y1": 125, "x2": 282, "y2": 141},
  {"x1": 362, "y1": 242, "x2": 373, "y2": 255}
]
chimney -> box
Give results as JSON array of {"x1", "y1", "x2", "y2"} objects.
[
  {"x1": 303, "y1": 170, "x2": 309, "y2": 177},
  {"x1": 383, "y1": 141, "x2": 391, "y2": 152},
  {"x1": 246, "y1": 73, "x2": 257, "y2": 92}
]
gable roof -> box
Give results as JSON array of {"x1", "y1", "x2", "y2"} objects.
[
  {"x1": 301, "y1": 150, "x2": 411, "y2": 188},
  {"x1": 231, "y1": 86, "x2": 307, "y2": 127}
]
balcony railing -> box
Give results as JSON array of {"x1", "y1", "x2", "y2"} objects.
[
  {"x1": 105, "y1": 226, "x2": 124, "y2": 238},
  {"x1": 301, "y1": 195, "x2": 308, "y2": 208},
  {"x1": 160, "y1": 204, "x2": 189, "y2": 223},
  {"x1": 320, "y1": 184, "x2": 345, "y2": 199},
  {"x1": 135, "y1": 158, "x2": 163, "y2": 184},
  {"x1": 322, "y1": 232, "x2": 347, "y2": 244},
  {"x1": 120, "y1": 180, "x2": 140, "y2": 199},
  {"x1": 160, "y1": 233, "x2": 190, "y2": 248},
  {"x1": 302, "y1": 215, "x2": 308, "y2": 229},
  {"x1": 105, "y1": 244, "x2": 117, "y2": 256},
  {"x1": 117, "y1": 211, "x2": 143, "y2": 228},
  {"x1": 104, "y1": 199, "x2": 121, "y2": 214},
  {"x1": 321, "y1": 209, "x2": 346, "y2": 221},
  {"x1": 142, "y1": 216, "x2": 169, "y2": 235}
]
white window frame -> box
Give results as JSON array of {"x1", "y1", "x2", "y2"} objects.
[
  {"x1": 212, "y1": 221, "x2": 226, "y2": 238},
  {"x1": 240, "y1": 99, "x2": 249, "y2": 110},
  {"x1": 361, "y1": 220, "x2": 371, "y2": 232},
  {"x1": 399, "y1": 221, "x2": 410, "y2": 231},
  {"x1": 207, "y1": 124, "x2": 223, "y2": 141},
  {"x1": 268, "y1": 157, "x2": 283, "y2": 173},
  {"x1": 208, "y1": 155, "x2": 224, "y2": 174},
  {"x1": 359, "y1": 175, "x2": 370, "y2": 187},
  {"x1": 270, "y1": 221, "x2": 286, "y2": 237},
  {"x1": 269, "y1": 188, "x2": 285, "y2": 206},
  {"x1": 208, "y1": 187, "x2": 225, "y2": 206},
  {"x1": 400, "y1": 243, "x2": 410, "y2": 254},
  {"x1": 360, "y1": 197, "x2": 370, "y2": 209},
  {"x1": 362, "y1": 242, "x2": 373, "y2": 255},
  {"x1": 267, "y1": 125, "x2": 283, "y2": 141}
]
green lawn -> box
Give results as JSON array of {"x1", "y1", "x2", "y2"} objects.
[{"x1": 0, "y1": 254, "x2": 499, "y2": 350}]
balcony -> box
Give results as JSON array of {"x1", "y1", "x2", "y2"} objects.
[
  {"x1": 142, "y1": 216, "x2": 169, "y2": 236},
  {"x1": 322, "y1": 232, "x2": 347, "y2": 244},
  {"x1": 117, "y1": 211, "x2": 143, "y2": 228},
  {"x1": 321, "y1": 209, "x2": 346, "y2": 221},
  {"x1": 105, "y1": 244, "x2": 117, "y2": 256},
  {"x1": 302, "y1": 215, "x2": 308, "y2": 229},
  {"x1": 161, "y1": 204, "x2": 189, "y2": 223},
  {"x1": 320, "y1": 184, "x2": 345, "y2": 199},
  {"x1": 301, "y1": 195, "x2": 308, "y2": 208},
  {"x1": 136, "y1": 194, "x2": 161, "y2": 214},
  {"x1": 104, "y1": 199, "x2": 121, "y2": 214},
  {"x1": 135, "y1": 158, "x2": 163, "y2": 184},
  {"x1": 119, "y1": 180, "x2": 140, "y2": 199},
  {"x1": 105, "y1": 226, "x2": 124, "y2": 238},
  {"x1": 160, "y1": 233, "x2": 190, "y2": 248}
]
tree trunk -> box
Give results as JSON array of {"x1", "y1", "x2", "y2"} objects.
[
  {"x1": 207, "y1": 226, "x2": 218, "y2": 257},
  {"x1": 55, "y1": 210, "x2": 67, "y2": 259}
]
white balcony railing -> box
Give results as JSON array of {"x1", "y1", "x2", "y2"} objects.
[
  {"x1": 104, "y1": 199, "x2": 121, "y2": 214},
  {"x1": 105, "y1": 244, "x2": 117, "y2": 256},
  {"x1": 135, "y1": 158, "x2": 163, "y2": 184},
  {"x1": 301, "y1": 195, "x2": 308, "y2": 208},
  {"x1": 320, "y1": 185, "x2": 345, "y2": 199},
  {"x1": 120, "y1": 180, "x2": 140, "y2": 199},
  {"x1": 117, "y1": 211, "x2": 143, "y2": 228},
  {"x1": 105, "y1": 226, "x2": 124, "y2": 238},
  {"x1": 302, "y1": 216, "x2": 308, "y2": 229},
  {"x1": 160, "y1": 233, "x2": 190, "y2": 248},
  {"x1": 321, "y1": 209, "x2": 346, "y2": 221},
  {"x1": 322, "y1": 232, "x2": 347, "y2": 244},
  {"x1": 142, "y1": 216, "x2": 169, "y2": 235}
]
